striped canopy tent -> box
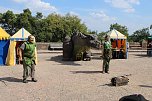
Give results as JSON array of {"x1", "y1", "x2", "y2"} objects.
[
  {"x1": 105, "y1": 29, "x2": 127, "y2": 48},
  {"x1": 106, "y1": 29, "x2": 127, "y2": 39},
  {"x1": 0, "y1": 27, "x2": 10, "y2": 40},
  {"x1": 105, "y1": 29, "x2": 128, "y2": 59},
  {"x1": 6, "y1": 28, "x2": 37, "y2": 66},
  {"x1": 0, "y1": 27, "x2": 10, "y2": 65},
  {"x1": 10, "y1": 28, "x2": 31, "y2": 41}
]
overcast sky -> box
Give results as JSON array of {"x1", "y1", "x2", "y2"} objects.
[{"x1": 0, "y1": 0, "x2": 152, "y2": 35}]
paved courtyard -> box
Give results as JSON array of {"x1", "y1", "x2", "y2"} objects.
[{"x1": 0, "y1": 51, "x2": 152, "y2": 101}]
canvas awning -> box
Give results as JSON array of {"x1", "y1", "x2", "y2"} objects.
[
  {"x1": 11, "y1": 28, "x2": 31, "y2": 41},
  {"x1": 106, "y1": 29, "x2": 127, "y2": 39},
  {"x1": 0, "y1": 27, "x2": 10, "y2": 40}
]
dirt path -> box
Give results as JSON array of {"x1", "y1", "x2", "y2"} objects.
[{"x1": 0, "y1": 52, "x2": 151, "y2": 101}]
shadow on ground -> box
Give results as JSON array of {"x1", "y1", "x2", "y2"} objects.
[
  {"x1": 0, "y1": 77, "x2": 22, "y2": 83},
  {"x1": 134, "y1": 54, "x2": 151, "y2": 58},
  {"x1": 98, "y1": 83, "x2": 113, "y2": 87},
  {"x1": 91, "y1": 56, "x2": 102, "y2": 60},
  {"x1": 139, "y1": 85, "x2": 152, "y2": 88},
  {"x1": 70, "y1": 70, "x2": 102, "y2": 74},
  {"x1": 46, "y1": 55, "x2": 81, "y2": 66}
]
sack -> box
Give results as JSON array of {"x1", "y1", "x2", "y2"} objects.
[
  {"x1": 111, "y1": 76, "x2": 129, "y2": 86},
  {"x1": 119, "y1": 94, "x2": 149, "y2": 101}
]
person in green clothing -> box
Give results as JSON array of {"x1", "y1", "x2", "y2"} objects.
[
  {"x1": 102, "y1": 35, "x2": 112, "y2": 74},
  {"x1": 20, "y1": 35, "x2": 37, "y2": 83}
]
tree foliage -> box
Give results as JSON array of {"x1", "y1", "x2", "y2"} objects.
[
  {"x1": 0, "y1": 9, "x2": 88, "y2": 42},
  {"x1": 1, "y1": 10, "x2": 16, "y2": 35},
  {"x1": 0, "y1": 9, "x2": 151, "y2": 42},
  {"x1": 110, "y1": 23, "x2": 129, "y2": 37},
  {"x1": 97, "y1": 31, "x2": 107, "y2": 42},
  {"x1": 129, "y1": 27, "x2": 150, "y2": 43}
]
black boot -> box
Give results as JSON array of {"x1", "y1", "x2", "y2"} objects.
[
  {"x1": 23, "y1": 79, "x2": 28, "y2": 83},
  {"x1": 105, "y1": 71, "x2": 109, "y2": 74},
  {"x1": 32, "y1": 78, "x2": 37, "y2": 82}
]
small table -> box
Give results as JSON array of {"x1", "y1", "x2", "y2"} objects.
[
  {"x1": 112, "y1": 49, "x2": 125, "y2": 59},
  {"x1": 112, "y1": 49, "x2": 119, "y2": 59}
]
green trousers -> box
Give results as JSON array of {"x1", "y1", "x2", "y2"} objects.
[
  {"x1": 103, "y1": 56, "x2": 110, "y2": 73},
  {"x1": 23, "y1": 60, "x2": 35, "y2": 79}
]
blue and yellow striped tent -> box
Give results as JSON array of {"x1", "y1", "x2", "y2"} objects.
[{"x1": 0, "y1": 27, "x2": 10, "y2": 65}]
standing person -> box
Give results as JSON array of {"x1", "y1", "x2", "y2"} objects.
[
  {"x1": 126, "y1": 42, "x2": 129, "y2": 59},
  {"x1": 20, "y1": 35, "x2": 37, "y2": 83},
  {"x1": 102, "y1": 35, "x2": 112, "y2": 74},
  {"x1": 16, "y1": 46, "x2": 22, "y2": 64}
]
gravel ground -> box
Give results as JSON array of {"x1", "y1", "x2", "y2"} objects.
[{"x1": 0, "y1": 51, "x2": 152, "y2": 101}]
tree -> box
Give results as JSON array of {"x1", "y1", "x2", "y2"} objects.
[
  {"x1": 0, "y1": 13, "x2": 2, "y2": 23},
  {"x1": 110, "y1": 23, "x2": 129, "y2": 37},
  {"x1": 97, "y1": 31, "x2": 107, "y2": 42},
  {"x1": 36, "y1": 12, "x2": 43, "y2": 19},
  {"x1": 1, "y1": 10, "x2": 16, "y2": 35},
  {"x1": 23, "y1": 8, "x2": 32, "y2": 17},
  {"x1": 87, "y1": 30, "x2": 97, "y2": 34},
  {"x1": 0, "y1": 9, "x2": 90, "y2": 42},
  {"x1": 63, "y1": 13, "x2": 87, "y2": 36},
  {"x1": 44, "y1": 13, "x2": 88, "y2": 42},
  {"x1": 150, "y1": 25, "x2": 152, "y2": 29},
  {"x1": 130, "y1": 27, "x2": 150, "y2": 43},
  {"x1": 45, "y1": 13, "x2": 63, "y2": 42},
  {"x1": 15, "y1": 9, "x2": 32, "y2": 33}
]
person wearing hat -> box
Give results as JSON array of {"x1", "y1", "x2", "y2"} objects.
[
  {"x1": 102, "y1": 35, "x2": 112, "y2": 73},
  {"x1": 20, "y1": 35, "x2": 37, "y2": 83}
]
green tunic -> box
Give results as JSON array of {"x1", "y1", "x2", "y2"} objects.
[
  {"x1": 23, "y1": 42, "x2": 36, "y2": 66},
  {"x1": 103, "y1": 41, "x2": 111, "y2": 58}
]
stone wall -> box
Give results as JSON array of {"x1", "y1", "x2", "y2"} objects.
[
  {"x1": 36, "y1": 42, "x2": 50, "y2": 50},
  {"x1": 36, "y1": 42, "x2": 147, "y2": 50},
  {"x1": 36, "y1": 42, "x2": 63, "y2": 50},
  {"x1": 129, "y1": 41, "x2": 147, "y2": 50}
]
